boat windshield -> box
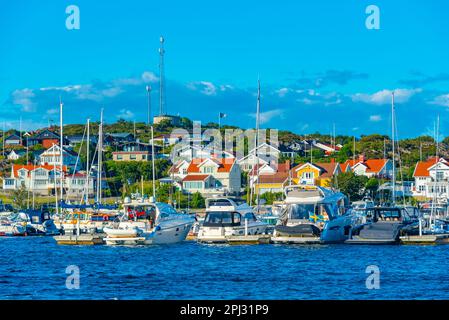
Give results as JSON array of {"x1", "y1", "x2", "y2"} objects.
[
  {"x1": 155, "y1": 203, "x2": 179, "y2": 218},
  {"x1": 370, "y1": 208, "x2": 402, "y2": 222},
  {"x1": 242, "y1": 212, "x2": 257, "y2": 221},
  {"x1": 203, "y1": 211, "x2": 241, "y2": 226},
  {"x1": 208, "y1": 198, "x2": 246, "y2": 207},
  {"x1": 288, "y1": 203, "x2": 332, "y2": 222}
]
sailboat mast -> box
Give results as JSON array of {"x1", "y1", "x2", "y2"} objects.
[
  {"x1": 391, "y1": 92, "x2": 396, "y2": 206},
  {"x1": 86, "y1": 118, "x2": 90, "y2": 204},
  {"x1": 53, "y1": 156, "x2": 59, "y2": 215},
  {"x1": 255, "y1": 78, "x2": 261, "y2": 212},
  {"x1": 59, "y1": 99, "x2": 64, "y2": 202},
  {"x1": 151, "y1": 125, "x2": 156, "y2": 200},
  {"x1": 96, "y1": 109, "x2": 104, "y2": 204}
]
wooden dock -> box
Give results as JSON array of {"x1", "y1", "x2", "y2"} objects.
[
  {"x1": 400, "y1": 234, "x2": 449, "y2": 245},
  {"x1": 53, "y1": 233, "x2": 105, "y2": 245},
  {"x1": 226, "y1": 235, "x2": 271, "y2": 245},
  {"x1": 270, "y1": 235, "x2": 321, "y2": 244}
]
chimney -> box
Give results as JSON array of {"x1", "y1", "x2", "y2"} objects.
[
  {"x1": 358, "y1": 154, "x2": 365, "y2": 163},
  {"x1": 285, "y1": 159, "x2": 290, "y2": 171},
  {"x1": 330, "y1": 158, "x2": 335, "y2": 164}
]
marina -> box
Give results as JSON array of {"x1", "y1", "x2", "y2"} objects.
[
  {"x1": 1, "y1": 0, "x2": 449, "y2": 304},
  {"x1": 2, "y1": 236, "x2": 449, "y2": 300}
]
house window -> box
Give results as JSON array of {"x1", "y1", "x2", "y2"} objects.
[
  {"x1": 117, "y1": 155, "x2": 123, "y2": 160},
  {"x1": 184, "y1": 181, "x2": 203, "y2": 189},
  {"x1": 303, "y1": 172, "x2": 314, "y2": 179},
  {"x1": 436, "y1": 172, "x2": 444, "y2": 181},
  {"x1": 182, "y1": 169, "x2": 187, "y2": 174},
  {"x1": 203, "y1": 166, "x2": 214, "y2": 173},
  {"x1": 130, "y1": 154, "x2": 137, "y2": 160}
]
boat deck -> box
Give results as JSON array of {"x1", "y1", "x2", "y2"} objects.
[
  {"x1": 270, "y1": 236, "x2": 321, "y2": 244},
  {"x1": 400, "y1": 234, "x2": 449, "y2": 245},
  {"x1": 54, "y1": 233, "x2": 105, "y2": 245}
]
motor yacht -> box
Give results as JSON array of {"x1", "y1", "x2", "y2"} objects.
[
  {"x1": 345, "y1": 207, "x2": 418, "y2": 244},
  {"x1": 271, "y1": 185, "x2": 358, "y2": 244},
  {"x1": 197, "y1": 197, "x2": 270, "y2": 243},
  {"x1": 103, "y1": 196, "x2": 195, "y2": 245}
]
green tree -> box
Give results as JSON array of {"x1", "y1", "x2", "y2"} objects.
[
  {"x1": 190, "y1": 192, "x2": 205, "y2": 208},
  {"x1": 331, "y1": 172, "x2": 368, "y2": 201},
  {"x1": 365, "y1": 178, "x2": 379, "y2": 198},
  {"x1": 12, "y1": 184, "x2": 28, "y2": 209}
]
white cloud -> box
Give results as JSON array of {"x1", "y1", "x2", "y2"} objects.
[
  {"x1": 40, "y1": 85, "x2": 83, "y2": 92},
  {"x1": 429, "y1": 94, "x2": 449, "y2": 107},
  {"x1": 117, "y1": 108, "x2": 134, "y2": 120},
  {"x1": 249, "y1": 109, "x2": 284, "y2": 125},
  {"x1": 12, "y1": 88, "x2": 36, "y2": 112},
  {"x1": 369, "y1": 115, "x2": 382, "y2": 122},
  {"x1": 186, "y1": 81, "x2": 217, "y2": 96},
  {"x1": 46, "y1": 108, "x2": 59, "y2": 115},
  {"x1": 352, "y1": 88, "x2": 422, "y2": 105},
  {"x1": 141, "y1": 71, "x2": 159, "y2": 83},
  {"x1": 219, "y1": 84, "x2": 234, "y2": 91},
  {"x1": 276, "y1": 88, "x2": 290, "y2": 97}
]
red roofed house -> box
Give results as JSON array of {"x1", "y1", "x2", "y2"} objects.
[
  {"x1": 181, "y1": 158, "x2": 241, "y2": 196},
  {"x1": 291, "y1": 160, "x2": 342, "y2": 187},
  {"x1": 251, "y1": 160, "x2": 291, "y2": 194},
  {"x1": 3, "y1": 164, "x2": 67, "y2": 195},
  {"x1": 39, "y1": 144, "x2": 81, "y2": 173},
  {"x1": 342, "y1": 155, "x2": 393, "y2": 179},
  {"x1": 412, "y1": 157, "x2": 449, "y2": 200}
]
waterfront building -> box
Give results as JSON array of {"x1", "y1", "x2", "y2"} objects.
[
  {"x1": 181, "y1": 158, "x2": 241, "y2": 196},
  {"x1": 342, "y1": 155, "x2": 393, "y2": 179},
  {"x1": 39, "y1": 144, "x2": 80, "y2": 173},
  {"x1": 252, "y1": 161, "x2": 291, "y2": 194},
  {"x1": 291, "y1": 161, "x2": 341, "y2": 187},
  {"x1": 237, "y1": 143, "x2": 281, "y2": 172},
  {"x1": 412, "y1": 157, "x2": 449, "y2": 201},
  {"x1": 4, "y1": 133, "x2": 22, "y2": 146}
]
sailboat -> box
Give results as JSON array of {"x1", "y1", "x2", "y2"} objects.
[
  {"x1": 53, "y1": 107, "x2": 114, "y2": 244},
  {"x1": 103, "y1": 125, "x2": 195, "y2": 245},
  {"x1": 346, "y1": 92, "x2": 419, "y2": 244}
]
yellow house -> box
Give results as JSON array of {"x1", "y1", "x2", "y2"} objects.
[
  {"x1": 291, "y1": 162, "x2": 341, "y2": 187},
  {"x1": 252, "y1": 161, "x2": 291, "y2": 194}
]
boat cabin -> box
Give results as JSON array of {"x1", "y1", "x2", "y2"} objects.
[{"x1": 203, "y1": 211, "x2": 258, "y2": 227}]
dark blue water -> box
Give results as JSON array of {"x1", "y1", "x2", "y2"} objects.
[{"x1": 0, "y1": 237, "x2": 448, "y2": 299}]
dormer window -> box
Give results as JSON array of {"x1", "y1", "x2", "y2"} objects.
[{"x1": 203, "y1": 166, "x2": 214, "y2": 173}]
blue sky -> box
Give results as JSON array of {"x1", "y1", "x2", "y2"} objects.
[{"x1": 1, "y1": 0, "x2": 449, "y2": 138}]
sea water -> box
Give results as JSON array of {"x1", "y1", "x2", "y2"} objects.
[{"x1": 0, "y1": 237, "x2": 448, "y2": 300}]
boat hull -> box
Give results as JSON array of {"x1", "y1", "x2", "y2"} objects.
[
  {"x1": 104, "y1": 220, "x2": 194, "y2": 245},
  {"x1": 197, "y1": 223, "x2": 269, "y2": 243}
]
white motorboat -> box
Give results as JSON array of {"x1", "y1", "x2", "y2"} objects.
[
  {"x1": 16, "y1": 210, "x2": 60, "y2": 236},
  {"x1": 103, "y1": 197, "x2": 195, "y2": 245},
  {"x1": 197, "y1": 197, "x2": 270, "y2": 243},
  {"x1": 271, "y1": 185, "x2": 358, "y2": 244},
  {"x1": 0, "y1": 217, "x2": 27, "y2": 236},
  {"x1": 0, "y1": 202, "x2": 15, "y2": 218}
]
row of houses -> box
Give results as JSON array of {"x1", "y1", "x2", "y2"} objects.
[
  {"x1": 251, "y1": 155, "x2": 393, "y2": 195},
  {"x1": 166, "y1": 153, "x2": 394, "y2": 197},
  {"x1": 3, "y1": 129, "x2": 137, "y2": 149}
]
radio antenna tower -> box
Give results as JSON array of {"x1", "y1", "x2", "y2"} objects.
[{"x1": 159, "y1": 36, "x2": 166, "y2": 116}]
